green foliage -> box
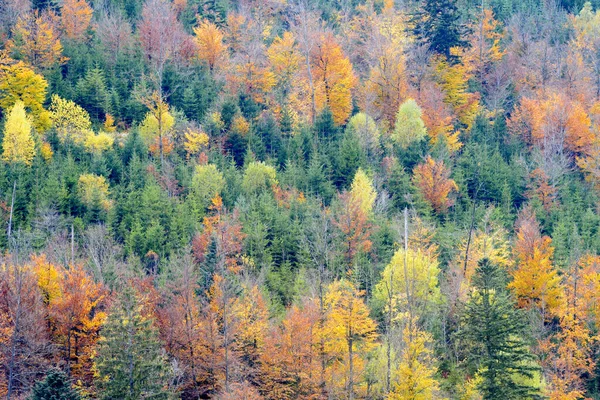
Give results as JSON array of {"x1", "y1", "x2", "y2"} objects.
[
  {"x1": 30, "y1": 369, "x2": 81, "y2": 400},
  {"x1": 461, "y1": 259, "x2": 542, "y2": 400},
  {"x1": 95, "y1": 288, "x2": 173, "y2": 400},
  {"x1": 392, "y1": 99, "x2": 427, "y2": 148}
]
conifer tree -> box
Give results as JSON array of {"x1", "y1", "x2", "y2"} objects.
[
  {"x1": 412, "y1": 0, "x2": 466, "y2": 60},
  {"x1": 95, "y1": 287, "x2": 173, "y2": 400},
  {"x1": 462, "y1": 258, "x2": 541, "y2": 400},
  {"x1": 30, "y1": 369, "x2": 81, "y2": 400}
]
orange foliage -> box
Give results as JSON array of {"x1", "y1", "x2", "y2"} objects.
[
  {"x1": 8, "y1": 10, "x2": 66, "y2": 70},
  {"x1": 192, "y1": 196, "x2": 246, "y2": 274},
  {"x1": 509, "y1": 207, "x2": 564, "y2": 317},
  {"x1": 260, "y1": 299, "x2": 321, "y2": 399},
  {"x1": 194, "y1": 19, "x2": 227, "y2": 72},
  {"x1": 509, "y1": 90, "x2": 594, "y2": 156},
  {"x1": 310, "y1": 33, "x2": 356, "y2": 125},
  {"x1": 334, "y1": 191, "x2": 372, "y2": 266},
  {"x1": 527, "y1": 168, "x2": 558, "y2": 211},
  {"x1": 412, "y1": 156, "x2": 458, "y2": 213},
  {"x1": 61, "y1": 0, "x2": 93, "y2": 40}
]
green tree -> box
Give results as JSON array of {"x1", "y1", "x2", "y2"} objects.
[
  {"x1": 30, "y1": 369, "x2": 81, "y2": 400},
  {"x1": 95, "y1": 288, "x2": 173, "y2": 400},
  {"x1": 462, "y1": 258, "x2": 542, "y2": 400},
  {"x1": 412, "y1": 0, "x2": 466, "y2": 60},
  {"x1": 392, "y1": 99, "x2": 427, "y2": 149}
]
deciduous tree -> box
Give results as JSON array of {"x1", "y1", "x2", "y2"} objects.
[{"x1": 1, "y1": 101, "x2": 35, "y2": 166}]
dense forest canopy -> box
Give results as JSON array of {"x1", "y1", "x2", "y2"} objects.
[{"x1": 1, "y1": 0, "x2": 600, "y2": 398}]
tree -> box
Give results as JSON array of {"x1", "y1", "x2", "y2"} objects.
[
  {"x1": 389, "y1": 319, "x2": 441, "y2": 400},
  {"x1": 138, "y1": 0, "x2": 189, "y2": 96},
  {"x1": 412, "y1": 0, "x2": 466, "y2": 60},
  {"x1": 48, "y1": 265, "x2": 107, "y2": 386},
  {"x1": 509, "y1": 207, "x2": 564, "y2": 318},
  {"x1": 268, "y1": 31, "x2": 302, "y2": 94},
  {"x1": 7, "y1": 10, "x2": 65, "y2": 70},
  {"x1": 194, "y1": 19, "x2": 227, "y2": 72},
  {"x1": 462, "y1": 258, "x2": 541, "y2": 400},
  {"x1": 345, "y1": 113, "x2": 380, "y2": 159},
  {"x1": 30, "y1": 369, "x2": 81, "y2": 400},
  {"x1": 310, "y1": 33, "x2": 356, "y2": 125},
  {"x1": 0, "y1": 260, "x2": 50, "y2": 399},
  {"x1": 2, "y1": 101, "x2": 35, "y2": 166},
  {"x1": 242, "y1": 161, "x2": 278, "y2": 196},
  {"x1": 0, "y1": 60, "x2": 50, "y2": 131},
  {"x1": 259, "y1": 299, "x2": 321, "y2": 399},
  {"x1": 334, "y1": 191, "x2": 373, "y2": 267},
  {"x1": 392, "y1": 99, "x2": 427, "y2": 149},
  {"x1": 138, "y1": 92, "x2": 175, "y2": 167},
  {"x1": 412, "y1": 156, "x2": 458, "y2": 214},
  {"x1": 49, "y1": 95, "x2": 92, "y2": 145},
  {"x1": 349, "y1": 168, "x2": 377, "y2": 215},
  {"x1": 78, "y1": 174, "x2": 112, "y2": 212},
  {"x1": 60, "y1": 0, "x2": 93, "y2": 41},
  {"x1": 321, "y1": 279, "x2": 377, "y2": 399},
  {"x1": 191, "y1": 164, "x2": 225, "y2": 213},
  {"x1": 95, "y1": 287, "x2": 173, "y2": 400}
]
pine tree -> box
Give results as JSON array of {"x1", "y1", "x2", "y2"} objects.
[
  {"x1": 412, "y1": 0, "x2": 467, "y2": 60},
  {"x1": 95, "y1": 288, "x2": 173, "y2": 400},
  {"x1": 30, "y1": 369, "x2": 81, "y2": 400},
  {"x1": 462, "y1": 258, "x2": 541, "y2": 400}
]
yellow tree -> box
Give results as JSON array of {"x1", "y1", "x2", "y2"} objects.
[
  {"x1": 183, "y1": 128, "x2": 209, "y2": 158},
  {"x1": 363, "y1": 10, "x2": 409, "y2": 125},
  {"x1": 138, "y1": 91, "x2": 174, "y2": 167},
  {"x1": 389, "y1": 319, "x2": 441, "y2": 400},
  {"x1": 268, "y1": 32, "x2": 302, "y2": 90},
  {"x1": 2, "y1": 101, "x2": 35, "y2": 166},
  {"x1": 435, "y1": 58, "x2": 480, "y2": 131},
  {"x1": 7, "y1": 10, "x2": 65, "y2": 71},
  {"x1": 78, "y1": 174, "x2": 112, "y2": 211},
  {"x1": 194, "y1": 19, "x2": 227, "y2": 72},
  {"x1": 321, "y1": 279, "x2": 377, "y2": 399},
  {"x1": 0, "y1": 60, "x2": 51, "y2": 131},
  {"x1": 49, "y1": 95, "x2": 93, "y2": 144},
  {"x1": 509, "y1": 208, "x2": 564, "y2": 318},
  {"x1": 60, "y1": 0, "x2": 93, "y2": 41},
  {"x1": 349, "y1": 168, "x2": 377, "y2": 215},
  {"x1": 310, "y1": 33, "x2": 356, "y2": 125}
]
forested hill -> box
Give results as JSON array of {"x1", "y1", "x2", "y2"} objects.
[{"x1": 2, "y1": 0, "x2": 600, "y2": 398}]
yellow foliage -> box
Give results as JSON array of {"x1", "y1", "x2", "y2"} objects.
[
  {"x1": 435, "y1": 58, "x2": 480, "y2": 131},
  {"x1": 84, "y1": 132, "x2": 114, "y2": 154},
  {"x1": 139, "y1": 108, "x2": 174, "y2": 144},
  {"x1": 78, "y1": 173, "x2": 112, "y2": 211},
  {"x1": 50, "y1": 95, "x2": 92, "y2": 144},
  {"x1": 393, "y1": 99, "x2": 427, "y2": 148},
  {"x1": 389, "y1": 320, "x2": 441, "y2": 400},
  {"x1": 32, "y1": 254, "x2": 62, "y2": 305},
  {"x1": 0, "y1": 61, "x2": 51, "y2": 131},
  {"x1": 375, "y1": 247, "x2": 441, "y2": 313},
  {"x1": 321, "y1": 279, "x2": 377, "y2": 399},
  {"x1": 231, "y1": 115, "x2": 250, "y2": 135},
  {"x1": 194, "y1": 19, "x2": 227, "y2": 71},
  {"x1": 350, "y1": 168, "x2": 377, "y2": 215},
  {"x1": 103, "y1": 114, "x2": 116, "y2": 132},
  {"x1": 40, "y1": 141, "x2": 54, "y2": 161},
  {"x1": 184, "y1": 128, "x2": 209, "y2": 157},
  {"x1": 2, "y1": 101, "x2": 36, "y2": 165},
  {"x1": 268, "y1": 31, "x2": 302, "y2": 87}
]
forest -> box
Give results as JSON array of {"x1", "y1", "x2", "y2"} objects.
[{"x1": 1, "y1": 0, "x2": 600, "y2": 398}]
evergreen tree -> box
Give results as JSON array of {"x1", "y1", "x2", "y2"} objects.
[
  {"x1": 412, "y1": 0, "x2": 467, "y2": 60},
  {"x1": 462, "y1": 259, "x2": 542, "y2": 400},
  {"x1": 95, "y1": 288, "x2": 173, "y2": 400},
  {"x1": 30, "y1": 369, "x2": 81, "y2": 400}
]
